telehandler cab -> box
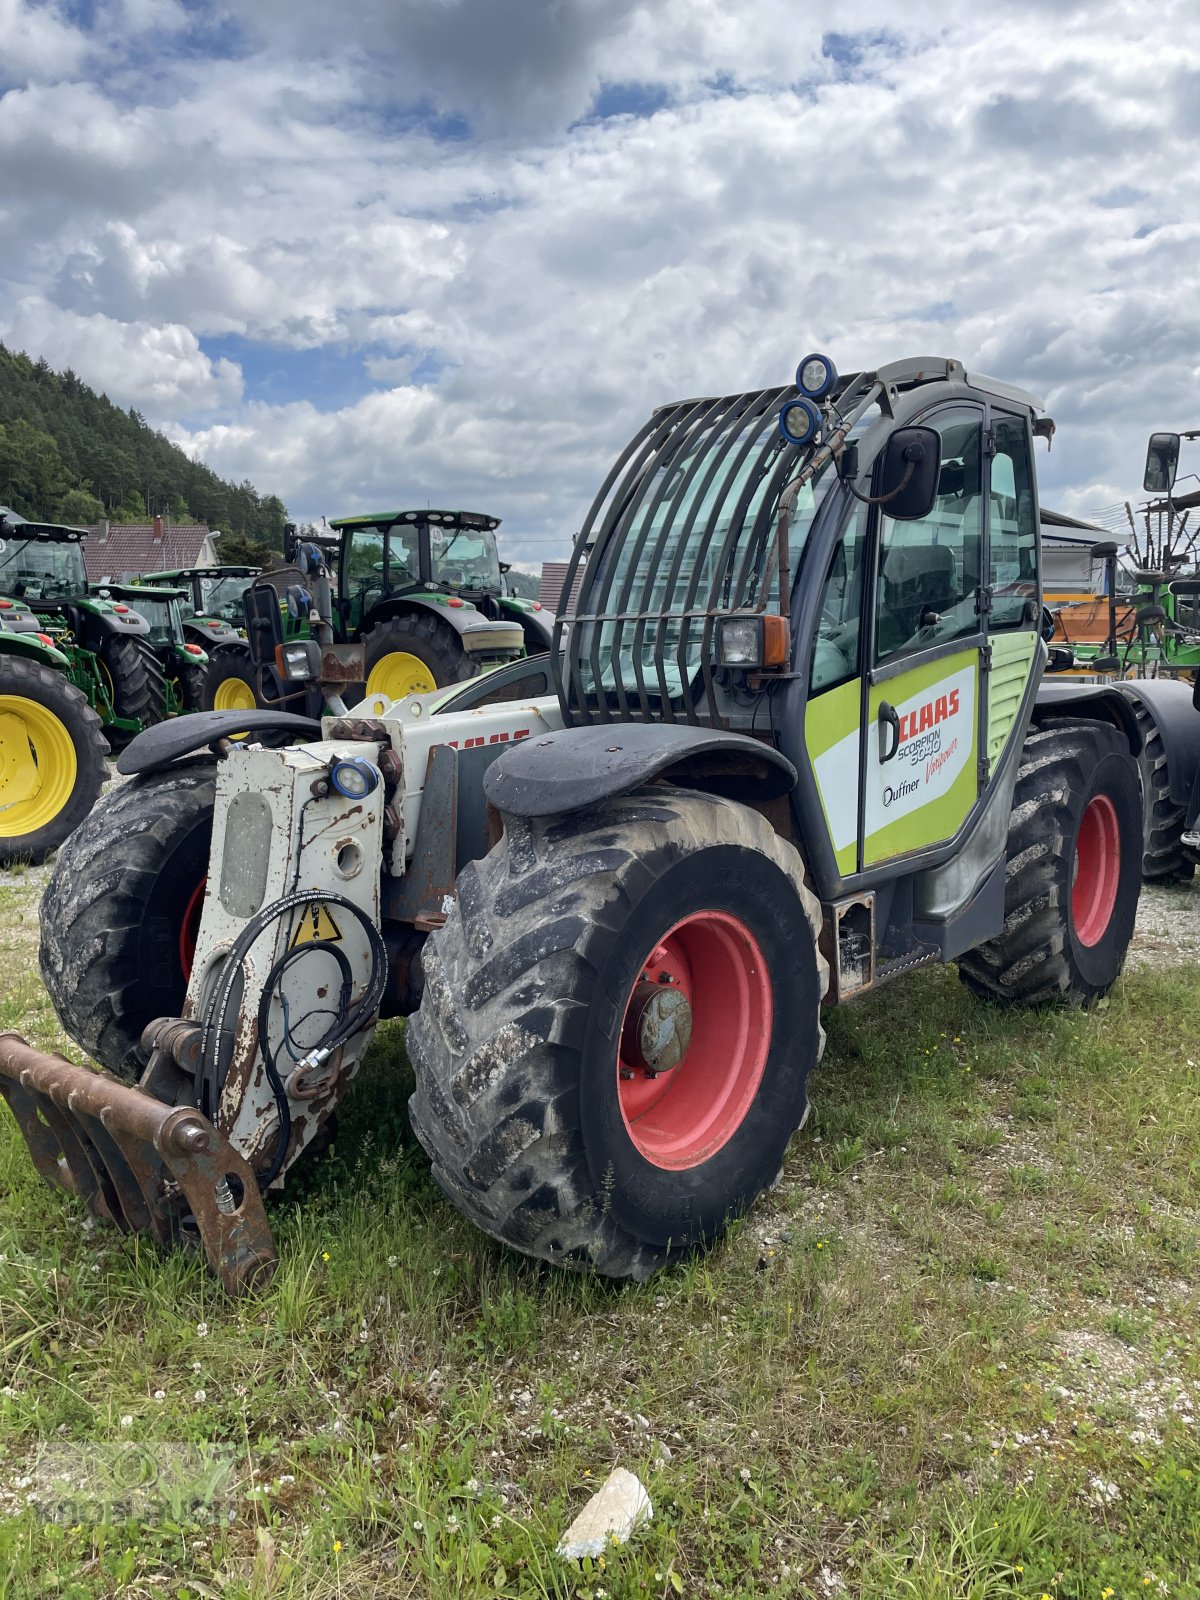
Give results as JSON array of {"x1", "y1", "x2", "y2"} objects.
[{"x1": 0, "y1": 355, "x2": 1165, "y2": 1292}]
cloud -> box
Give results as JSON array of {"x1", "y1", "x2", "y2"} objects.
[
  {"x1": 0, "y1": 296, "x2": 243, "y2": 415},
  {"x1": 2, "y1": 0, "x2": 1200, "y2": 561}
]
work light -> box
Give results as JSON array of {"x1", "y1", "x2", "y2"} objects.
[
  {"x1": 795, "y1": 352, "x2": 837, "y2": 399},
  {"x1": 778, "y1": 397, "x2": 821, "y2": 447},
  {"x1": 329, "y1": 756, "x2": 380, "y2": 799}
]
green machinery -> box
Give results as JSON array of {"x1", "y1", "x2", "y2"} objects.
[
  {"x1": 0, "y1": 614, "x2": 108, "y2": 862},
  {"x1": 94, "y1": 582, "x2": 212, "y2": 716},
  {"x1": 0, "y1": 509, "x2": 166, "y2": 742},
  {"x1": 203, "y1": 513, "x2": 548, "y2": 714}
]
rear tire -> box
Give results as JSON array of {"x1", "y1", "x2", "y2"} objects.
[
  {"x1": 98, "y1": 635, "x2": 165, "y2": 746},
  {"x1": 40, "y1": 766, "x2": 216, "y2": 1080},
  {"x1": 176, "y1": 661, "x2": 208, "y2": 714},
  {"x1": 1133, "y1": 698, "x2": 1193, "y2": 881},
  {"x1": 0, "y1": 657, "x2": 109, "y2": 864},
  {"x1": 362, "y1": 614, "x2": 475, "y2": 704},
  {"x1": 958, "y1": 720, "x2": 1141, "y2": 1006},
  {"x1": 407, "y1": 790, "x2": 828, "y2": 1279}
]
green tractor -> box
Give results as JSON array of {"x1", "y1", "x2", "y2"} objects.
[
  {"x1": 0, "y1": 509, "x2": 166, "y2": 742},
  {"x1": 203, "y1": 512, "x2": 537, "y2": 716},
  {"x1": 0, "y1": 614, "x2": 108, "y2": 863},
  {"x1": 94, "y1": 582, "x2": 211, "y2": 715},
  {"x1": 132, "y1": 566, "x2": 254, "y2": 655}
]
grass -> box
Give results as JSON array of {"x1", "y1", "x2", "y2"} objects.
[{"x1": 0, "y1": 868, "x2": 1198, "y2": 1598}]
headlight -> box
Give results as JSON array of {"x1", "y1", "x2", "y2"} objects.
[
  {"x1": 795, "y1": 352, "x2": 837, "y2": 400},
  {"x1": 275, "y1": 640, "x2": 321, "y2": 681},
  {"x1": 778, "y1": 397, "x2": 821, "y2": 447},
  {"x1": 715, "y1": 614, "x2": 790, "y2": 670},
  {"x1": 329, "y1": 756, "x2": 380, "y2": 799}
]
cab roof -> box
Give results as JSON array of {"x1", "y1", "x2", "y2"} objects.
[{"x1": 327, "y1": 509, "x2": 500, "y2": 533}]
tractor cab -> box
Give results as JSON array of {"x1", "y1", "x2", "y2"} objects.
[
  {"x1": 131, "y1": 566, "x2": 250, "y2": 652},
  {"x1": 0, "y1": 510, "x2": 91, "y2": 604},
  {"x1": 329, "y1": 508, "x2": 503, "y2": 624}
]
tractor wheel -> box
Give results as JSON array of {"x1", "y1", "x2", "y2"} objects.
[
  {"x1": 0, "y1": 657, "x2": 109, "y2": 864},
  {"x1": 407, "y1": 789, "x2": 829, "y2": 1279},
  {"x1": 958, "y1": 720, "x2": 1141, "y2": 1007},
  {"x1": 203, "y1": 647, "x2": 260, "y2": 714},
  {"x1": 1132, "y1": 698, "x2": 1193, "y2": 881},
  {"x1": 175, "y1": 661, "x2": 208, "y2": 714},
  {"x1": 40, "y1": 765, "x2": 215, "y2": 1081},
  {"x1": 98, "y1": 635, "x2": 165, "y2": 744},
  {"x1": 362, "y1": 614, "x2": 475, "y2": 705}
]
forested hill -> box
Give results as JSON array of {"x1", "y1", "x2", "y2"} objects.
[{"x1": 0, "y1": 343, "x2": 287, "y2": 547}]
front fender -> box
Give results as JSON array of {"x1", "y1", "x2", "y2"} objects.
[
  {"x1": 0, "y1": 631, "x2": 70, "y2": 670},
  {"x1": 484, "y1": 721, "x2": 797, "y2": 818},
  {"x1": 1033, "y1": 681, "x2": 1142, "y2": 756}
]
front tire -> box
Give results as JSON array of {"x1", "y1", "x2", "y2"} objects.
[
  {"x1": 40, "y1": 766, "x2": 216, "y2": 1080},
  {"x1": 203, "y1": 646, "x2": 259, "y2": 713},
  {"x1": 958, "y1": 720, "x2": 1141, "y2": 1006},
  {"x1": 407, "y1": 790, "x2": 828, "y2": 1279},
  {"x1": 362, "y1": 614, "x2": 475, "y2": 704},
  {"x1": 0, "y1": 658, "x2": 109, "y2": 864}
]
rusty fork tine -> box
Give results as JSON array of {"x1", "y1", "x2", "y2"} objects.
[{"x1": 0, "y1": 1032, "x2": 278, "y2": 1297}]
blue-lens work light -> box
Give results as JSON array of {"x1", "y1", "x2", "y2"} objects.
[
  {"x1": 795, "y1": 352, "x2": 837, "y2": 400},
  {"x1": 329, "y1": 756, "x2": 380, "y2": 799},
  {"x1": 778, "y1": 396, "x2": 821, "y2": 447}
]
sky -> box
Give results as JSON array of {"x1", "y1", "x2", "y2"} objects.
[{"x1": 2, "y1": 0, "x2": 1199, "y2": 568}]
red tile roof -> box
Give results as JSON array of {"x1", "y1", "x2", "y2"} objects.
[
  {"x1": 84, "y1": 519, "x2": 217, "y2": 582},
  {"x1": 539, "y1": 560, "x2": 586, "y2": 614}
]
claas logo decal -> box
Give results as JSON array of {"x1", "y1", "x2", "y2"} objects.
[{"x1": 897, "y1": 688, "x2": 960, "y2": 746}]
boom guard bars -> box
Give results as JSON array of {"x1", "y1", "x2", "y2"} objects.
[{"x1": 0, "y1": 1030, "x2": 277, "y2": 1296}]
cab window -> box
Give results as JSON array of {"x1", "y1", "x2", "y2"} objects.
[
  {"x1": 809, "y1": 499, "x2": 870, "y2": 692},
  {"x1": 989, "y1": 414, "x2": 1038, "y2": 631},
  {"x1": 875, "y1": 408, "x2": 983, "y2": 666}
]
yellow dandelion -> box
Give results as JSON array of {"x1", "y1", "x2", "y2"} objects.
[
  {"x1": 322, "y1": 1251, "x2": 330, "y2": 1261},
  {"x1": 333, "y1": 1538, "x2": 343, "y2": 1553},
  {"x1": 1015, "y1": 1568, "x2": 1023, "y2": 1576},
  {"x1": 816, "y1": 1241, "x2": 825, "y2": 1250}
]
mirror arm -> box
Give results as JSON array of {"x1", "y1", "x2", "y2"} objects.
[{"x1": 845, "y1": 457, "x2": 917, "y2": 507}]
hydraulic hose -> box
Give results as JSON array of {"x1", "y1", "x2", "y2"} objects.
[{"x1": 196, "y1": 889, "x2": 388, "y2": 1185}]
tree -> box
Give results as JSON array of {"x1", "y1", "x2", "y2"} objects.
[
  {"x1": 216, "y1": 529, "x2": 277, "y2": 567},
  {"x1": 56, "y1": 487, "x2": 105, "y2": 525}
]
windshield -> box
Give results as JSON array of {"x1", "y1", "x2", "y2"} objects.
[
  {"x1": 429, "y1": 529, "x2": 501, "y2": 592},
  {"x1": 0, "y1": 537, "x2": 86, "y2": 600},
  {"x1": 196, "y1": 573, "x2": 252, "y2": 621},
  {"x1": 575, "y1": 403, "x2": 849, "y2": 705}
]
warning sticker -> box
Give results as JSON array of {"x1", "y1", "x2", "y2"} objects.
[{"x1": 290, "y1": 903, "x2": 343, "y2": 947}]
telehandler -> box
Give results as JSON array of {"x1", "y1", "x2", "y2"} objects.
[{"x1": 0, "y1": 355, "x2": 1176, "y2": 1293}]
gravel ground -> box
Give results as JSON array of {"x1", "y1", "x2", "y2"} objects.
[{"x1": 1129, "y1": 875, "x2": 1200, "y2": 969}]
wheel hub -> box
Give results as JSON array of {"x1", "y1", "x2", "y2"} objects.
[{"x1": 620, "y1": 979, "x2": 693, "y2": 1076}]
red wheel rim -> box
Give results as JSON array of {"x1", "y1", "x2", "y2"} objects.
[
  {"x1": 616, "y1": 910, "x2": 772, "y2": 1170},
  {"x1": 179, "y1": 877, "x2": 207, "y2": 978},
  {"x1": 1072, "y1": 794, "x2": 1120, "y2": 947}
]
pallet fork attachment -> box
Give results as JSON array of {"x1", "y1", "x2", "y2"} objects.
[{"x1": 0, "y1": 1031, "x2": 277, "y2": 1296}]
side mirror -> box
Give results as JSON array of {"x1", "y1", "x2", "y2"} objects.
[
  {"x1": 876, "y1": 426, "x2": 941, "y2": 521},
  {"x1": 1089, "y1": 541, "x2": 1119, "y2": 559},
  {"x1": 1040, "y1": 605, "x2": 1057, "y2": 642},
  {"x1": 1144, "y1": 433, "x2": 1180, "y2": 495}
]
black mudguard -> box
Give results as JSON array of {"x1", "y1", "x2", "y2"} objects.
[
  {"x1": 115, "y1": 710, "x2": 323, "y2": 775},
  {"x1": 364, "y1": 595, "x2": 518, "y2": 645},
  {"x1": 1109, "y1": 678, "x2": 1200, "y2": 807},
  {"x1": 484, "y1": 721, "x2": 797, "y2": 818},
  {"x1": 1033, "y1": 681, "x2": 1142, "y2": 757}
]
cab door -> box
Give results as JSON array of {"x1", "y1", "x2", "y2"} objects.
[{"x1": 860, "y1": 404, "x2": 987, "y2": 867}]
